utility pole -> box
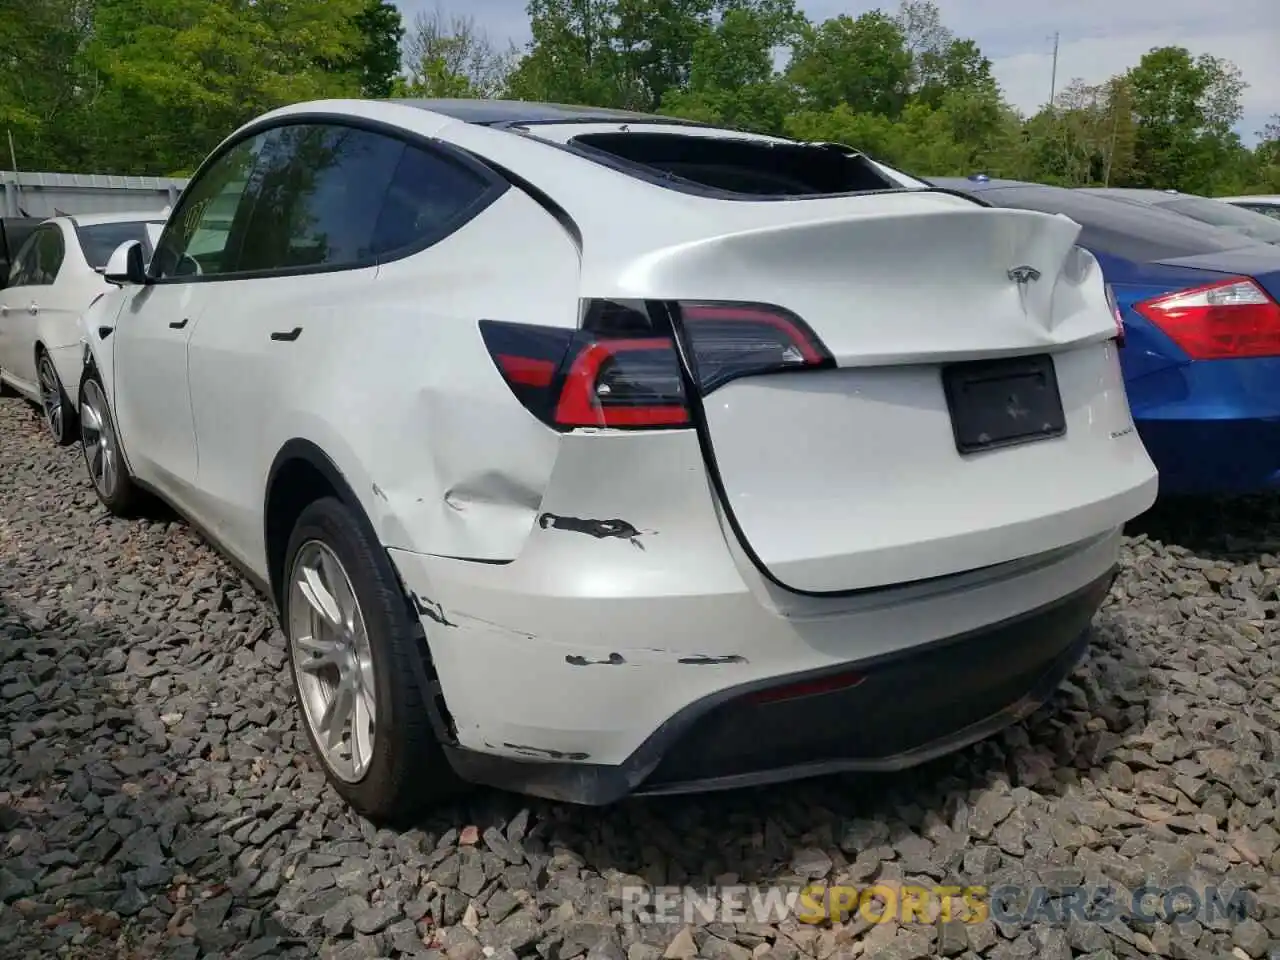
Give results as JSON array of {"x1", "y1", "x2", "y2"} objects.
[{"x1": 1048, "y1": 31, "x2": 1059, "y2": 109}]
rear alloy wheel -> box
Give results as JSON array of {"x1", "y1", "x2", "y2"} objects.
[
  {"x1": 283, "y1": 497, "x2": 462, "y2": 821},
  {"x1": 79, "y1": 373, "x2": 140, "y2": 515},
  {"x1": 38, "y1": 351, "x2": 76, "y2": 445}
]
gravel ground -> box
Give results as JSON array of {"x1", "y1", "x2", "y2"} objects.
[{"x1": 1, "y1": 393, "x2": 1279, "y2": 960}]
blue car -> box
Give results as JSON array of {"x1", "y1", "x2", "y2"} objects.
[{"x1": 931, "y1": 177, "x2": 1280, "y2": 495}]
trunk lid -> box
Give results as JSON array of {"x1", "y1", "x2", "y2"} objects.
[
  {"x1": 632, "y1": 197, "x2": 1118, "y2": 364},
  {"x1": 644, "y1": 200, "x2": 1157, "y2": 593}
]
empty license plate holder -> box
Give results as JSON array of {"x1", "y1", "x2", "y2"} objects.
[{"x1": 942, "y1": 354, "x2": 1066, "y2": 454}]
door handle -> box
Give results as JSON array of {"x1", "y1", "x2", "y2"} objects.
[
  {"x1": 270, "y1": 327, "x2": 302, "y2": 342},
  {"x1": 27, "y1": 303, "x2": 38, "y2": 316},
  {"x1": 169, "y1": 318, "x2": 189, "y2": 330},
  {"x1": 0, "y1": 305, "x2": 7, "y2": 315}
]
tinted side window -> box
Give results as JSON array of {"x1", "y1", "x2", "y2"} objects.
[
  {"x1": 235, "y1": 123, "x2": 495, "y2": 273},
  {"x1": 369, "y1": 142, "x2": 493, "y2": 256},
  {"x1": 77, "y1": 221, "x2": 157, "y2": 270},
  {"x1": 7, "y1": 231, "x2": 40, "y2": 287},
  {"x1": 236, "y1": 125, "x2": 406, "y2": 272},
  {"x1": 12, "y1": 227, "x2": 65, "y2": 286},
  {"x1": 981, "y1": 187, "x2": 1252, "y2": 261},
  {"x1": 151, "y1": 133, "x2": 269, "y2": 280}
]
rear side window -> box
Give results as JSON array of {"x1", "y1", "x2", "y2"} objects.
[
  {"x1": 235, "y1": 123, "x2": 495, "y2": 273},
  {"x1": 10, "y1": 226, "x2": 65, "y2": 286},
  {"x1": 1155, "y1": 196, "x2": 1280, "y2": 243},
  {"x1": 77, "y1": 221, "x2": 161, "y2": 269},
  {"x1": 568, "y1": 132, "x2": 899, "y2": 198},
  {"x1": 978, "y1": 187, "x2": 1255, "y2": 261}
]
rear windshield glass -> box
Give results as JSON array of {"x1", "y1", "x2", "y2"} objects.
[
  {"x1": 1154, "y1": 196, "x2": 1280, "y2": 244},
  {"x1": 976, "y1": 187, "x2": 1258, "y2": 261},
  {"x1": 78, "y1": 220, "x2": 163, "y2": 268},
  {"x1": 568, "y1": 132, "x2": 899, "y2": 197},
  {"x1": 1236, "y1": 203, "x2": 1280, "y2": 221}
]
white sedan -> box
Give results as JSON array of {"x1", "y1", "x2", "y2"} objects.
[
  {"x1": 79, "y1": 98, "x2": 1158, "y2": 820},
  {"x1": 0, "y1": 211, "x2": 165, "y2": 443}
]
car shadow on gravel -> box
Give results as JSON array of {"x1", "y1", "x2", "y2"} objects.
[
  {"x1": 1129, "y1": 494, "x2": 1280, "y2": 564},
  {"x1": 0, "y1": 593, "x2": 326, "y2": 959}
]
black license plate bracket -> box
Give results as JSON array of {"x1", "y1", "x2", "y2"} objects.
[{"x1": 942, "y1": 354, "x2": 1066, "y2": 454}]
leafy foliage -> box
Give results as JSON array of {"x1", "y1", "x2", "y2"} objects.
[{"x1": 0, "y1": 0, "x2": 1276, "y2": 195}]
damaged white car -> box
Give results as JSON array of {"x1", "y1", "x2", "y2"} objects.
[{"x1": 78, "y1": 98, "x2": 1157, "y2": 821}]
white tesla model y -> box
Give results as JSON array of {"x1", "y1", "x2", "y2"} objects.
[{"x1": 78, "y1": 99, "x2": 1157, "y2": 820}]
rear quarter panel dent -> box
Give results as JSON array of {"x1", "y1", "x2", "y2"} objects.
[{"x1": 332, "y1": 187, "x2": 581, "y2": 560}]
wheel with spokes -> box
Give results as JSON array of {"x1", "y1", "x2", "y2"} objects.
[
  {"x1": 78, "y1": 372, "x2": 140, "y2": 514},
  {"x1": 37, "y1": 351, "x2": 76, "y2": 445},
  {"x1": 283, "y1": 497, "x2": 460, "y2": 820}
]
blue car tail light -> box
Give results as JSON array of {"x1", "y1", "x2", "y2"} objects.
[{"x1": 1133, "y1": 276, "x2": 1280, "y2": 360}]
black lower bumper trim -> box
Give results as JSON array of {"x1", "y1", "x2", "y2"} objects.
[{"x1": 442, "y1": 568, "x2": 1114, "y2": 804}]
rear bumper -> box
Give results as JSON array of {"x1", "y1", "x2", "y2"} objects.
[
  {"x1": 385, "y1": 426, "x2": 1134, "y2": 798},
  {"x1": 1128, "y1": 357, "x2": 1280, "y2": 494},
  {"x1": 1136, "y1": 415, "x2": 1280, "y2": 494},
  {"x1": 440, "y1": 569, "x2": 1109, "y2": 804}
]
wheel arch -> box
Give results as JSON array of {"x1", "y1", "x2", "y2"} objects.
[{"x1": 264, "y1": 439, "x2": 386, "y2": 614}]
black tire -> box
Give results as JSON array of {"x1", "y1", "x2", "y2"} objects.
[
  {"x1": 283, "y1": 496, "x2": 463, "y2": 821},
  {"x1": 78, "y1": 371, "x2": 142, "y2": 515},
  {"x1": 37, "y1": 349, "x2": 76, "y2": 445},
  {"x1": 0, "y1": 370, "x2": 15, "y2": 397}
]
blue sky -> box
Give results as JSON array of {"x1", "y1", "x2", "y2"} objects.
[{"x1": 394, "y1": 0, "x2": 1279, "y2": 146}]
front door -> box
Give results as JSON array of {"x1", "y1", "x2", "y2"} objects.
[{"x1": 110, "y1": 132, "x2": 268, "y2": 507}]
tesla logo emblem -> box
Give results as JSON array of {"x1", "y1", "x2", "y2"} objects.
[
  {"x1": 1006, "y1": 394, "x2": 1029, "y2": 419},
  {"x1": 1008, "y1": 266, "x2": 1041, "y2": 284}
]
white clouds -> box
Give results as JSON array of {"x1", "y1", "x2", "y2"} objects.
[{"x1": 396, "y1": 0, "x2": 1280, "y2": 143}]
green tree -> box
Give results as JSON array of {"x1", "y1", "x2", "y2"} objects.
[
  {"x1": 350, "y1": 0, "x2": 406, "y2": 98},
  {"x1": 399, "y1": 9, "x2": 517, "y2": 99},
  {"x1": 506, "y1": 0, "x2": 639, "y2": 107},
  {"x1": 85, "y1": 0, "x2": 367, "y2": 174},
  {"x1": 0, "y1": 0, "x2": 95, "y2": 172},
  {"x1": 787, "y1": 13, "x2": 911, "y2": 117},
  {"x1": 509, "y1": 0, "x2": 800, "y2": 112},
  {"x1": 1125, "y1": 46, "x2": 1248, "y2": 192},
  {"x1": 661, "y1": 5, "x2": 797, "y2": 132}
]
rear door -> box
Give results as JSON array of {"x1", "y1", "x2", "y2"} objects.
[
  {"x1": 0, "y1": 230, "x2": 42, "y2": 382},
  {"x1": 184, "y1": 121, "x2": 479, "y2": 567},
  {"x1": 0, "y1": 225, "x2": 65, "y2": 388}
]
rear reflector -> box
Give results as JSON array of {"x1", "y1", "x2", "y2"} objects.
[
  {"x1": 749, "y1": 671, "x2": 866, "y2": 704},
  {"x1": 1134, "y1": 276, "x2": 1280, "y2": 360},
  {"x1": 481, "y1": 299, "x2": 833, "y2": 430}
]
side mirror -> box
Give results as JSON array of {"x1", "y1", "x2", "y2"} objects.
[{"x1": 103, "y1": 241, "x2": 148, "y2": 286}]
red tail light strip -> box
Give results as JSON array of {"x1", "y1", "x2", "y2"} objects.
[
  {"x1": 554, "y1": 338, "x2": 690, "y2": 427},
  {"x1": 480, "y1": 299, "x2": 835, "y2": 431}
]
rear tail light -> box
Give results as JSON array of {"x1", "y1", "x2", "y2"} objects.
[
  {"x1": 1134, "y1": 276, "x2": 1280, "y2": 360},
  {"x1": 1104, "y1": 283, "x2": 1125, "y2": 346},
  {"x1": 480, "y1": 300, "x2": 833, "y2": 430}
]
